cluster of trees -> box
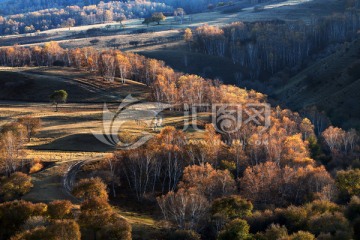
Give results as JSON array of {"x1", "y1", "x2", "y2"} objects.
[
  {"x1": 0, "y1": 172, "x2": 33, "y2": 201},
  {"x1": 0, "y1": 177, "x2": 131, "y2": 239},
  {"x1": 72, "y1": 177, "x2": 132, "y2": 240},
  {"x1": 142, "y1": 12, "x2": 166, "y2": 26},
  {"x1": 0, "y1": 0, "x2": 233, "y2": 16},
  {"x1": 186, "y1": 9, "x2": 360, "y2": 80},
  {"x1": 0, "y1": 1, "x2": 173, "y2": 35},
  {"x1": 107, "y1": 105, "x2": 359, "y2": 238},
  {"x1": 0, "y1": 116, "x2": 41, "y2": 176},
  {"x1": 243, "y1": 198, "x2": 359, "y2": 239},
  {"x1": 154, "y1": 0, "x2": 233, "y2": 12},
  {"x1": 0, "y1": 43, "x2": 266, "y2": 107},
  {"x1": 0, "y1": 35, "x2": 359, "y2": 240},
  {"x1": 0, "y1": 0, "x2": 106, "y2": 15}
]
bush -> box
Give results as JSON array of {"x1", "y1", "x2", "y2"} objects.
[
  {"x1": 0, "y1": 172, "x2": 33, "y2": 201},
  {"x1": 211, "y1": 195, "x2": 253, "y2": 220},
  {"x1": 262, "y1": 224, "x2": 288, "y2": 240},
  {"x1": 90, "y1": 39, "x2": 100, "y2": 45},
  {"x1": 290, "y1": 231, "x2": 315, "y2": 240},
  {"x1": 217, "y1": 219, "x2": 251, "y2": 240},
  {"x1": 275, "y1": 206, "x2": 308, "y2": 233},
  {"x1": 72, "y1": 177, "x2": 108, "y2": 201},
  {"x1": 167, "y1": 230, "x2": 201, "y2": 240},
  {"x1": 308, "y1": 212, "x2": 352, "y2": 236},
  {"x1": 47, "y1": 200, "x2": 73, "y2": 219}
]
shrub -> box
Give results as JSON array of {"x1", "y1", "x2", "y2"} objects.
[{"x1": 0, "y1": 172, "x2": 33, "y2": 201}]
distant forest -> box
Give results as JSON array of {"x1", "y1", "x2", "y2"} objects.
[{"x1": 0, "y1": 0, "x2": 232, "y2": 15}]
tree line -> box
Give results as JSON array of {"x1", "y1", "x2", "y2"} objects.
[
  {"x1": 0, "y1": 42, "x2": 267, "y2": 107},
  {"x1": 185, "y1": 8, "x2": 360, "y2": 81},
  {"x1": 1, "y1": 39, "x2": 360, "y2": 239},
  {"x1": 0, "y1": 176, "x2": 131, "y2": 240},
  {"x1": 0, "y1": 1, "x2": 173, "y2": 35}
]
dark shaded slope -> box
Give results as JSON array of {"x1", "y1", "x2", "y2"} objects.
[{"x1": 275, "y1": 40, "x2": 360, "y2": 129}]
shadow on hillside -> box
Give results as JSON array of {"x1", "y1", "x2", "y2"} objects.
[{"x1": 30, "y1": 133, "x2": 116, "y2": 152}]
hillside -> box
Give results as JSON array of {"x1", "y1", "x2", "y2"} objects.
[
  {"x1": 0, "y1": 67, "x2": 150, "y2": 103},
  {"x1": 275, "y1": 40, "x2": 360, "y2": 129}
]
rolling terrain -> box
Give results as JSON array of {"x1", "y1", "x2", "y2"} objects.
[
  {"x1": 0, "y1": 0, "x2": 360, "y2": 239},
  {"x1": 0, "y1": 0, "x2": 343, "y2": 49},
  {"x1": 275, "y1": 40, "x2": 360, "y2": 129}
]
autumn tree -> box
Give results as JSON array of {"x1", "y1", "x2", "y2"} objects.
[
  {"x1": 11, "y1": 220, "x2": 81, "y2": 240},
  {"x1": 116, "y1": 53, "x2": 131, "y2": 84},
  {"x1": 157, "y1": 188, "x2": 209, "y2": 231},
  {"x1": 336, "y1": 169, "x2": 360, "y2": 198},
  {"x1": 152, "y1": 12, "x2": 166, "y2": 25},
  {"x1": 117, "y1": 15, "x2": 126, "y2": 28},
  {"x1": 50, "y1": 90, "x2": 68, "y2": 112},
  {"x1": 100, "y1": 53, "x2": 116, "y2": 81},
  {"x1": 79, "y1": 197, "x2": 131, "y2": 240},
  {"x1": 240, "y1": 162, "x2": 335, "y2": 205},
  {"x1": 217, "y1": 219, "x2": 252, "y2": 240},
  {"x1": 184, "y1": 28, "x2": 193, "y2": 49},
  {"x1": 99, "y1": 215, "x2": 132, "y2": 240},
  {"x1": 178, "y1": 163, "x2": 236, "y2": 201},
  {"x1": 174, "y1": 8, "x2": 186, "y2": 24},
  {"x1": 17, "y1": 116, "x2": 41, "y2": 142},
  {"x1": 72, "y1": 177, "x2": 108, "y2": 201},
  {"x1": 0, "y1": 200, "x2": 47, "y2": 239},
  {"x1": 322, "y1": 126, "x2": 345, "y2": 153},
  {"x1": 289, "y1": 231, "x2": 315, "y2": 240},
  {"x1": 0, "y1": 172, "x2": 33, "y2": 201},
  {"x1": 308, "y1": 211, "x2": 352, "y2": 237},
  {"x1": 259, "y1": 224, "x2": 289, "y2": 240},
  {"x1": 153, "y1": 126, "x2": 186, "y2": 192},
  {"x1": 0, "y1": 125, "x2": 26, "y2": 176},
  {"x1": 47, "y1": 200, "x2": 73, "y2": 219},
  {"x1": 281, "y1": 134, "x2": 312, "y2": 166},
  {"x1": 211, "y1": 195, "x2": 253, "y2": 220},
  {"x1": 43, "y1": 41, "x2": 63, "y2": 66},
  {"x1": 300, "y1": 118, "x2": 315, "y2": 140},
  {"x1": 62, "y1": 18, "x2": 76, "y2": 30},
  {"x1": 117, "y1": 149, "x2": 158, "y2": 200},
  {"x1": 211, "y1": 195, "x2": 253, "y2": 233},
  {"x1": 142, "y1": 17, "x2": 152, "y2": 27},
  {"x1": 228, "y1": 140, "x2": 247, "y2": 178}
]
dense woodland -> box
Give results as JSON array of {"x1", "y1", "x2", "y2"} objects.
[
  {"x1": 0, "y1": 1, "x2": 173, "y2": 35},
  {"x1": 186, "y1": 7, "x2": 360, "y2": 81},
  {"x1": 1, "y1": 0, "x2": 360, "y2": 238},
  {"x1": 0, "y1": 0, "x2": 243, "y2": 35},
  {"x1": 0, "y1": 40, "x2": 360, "y2": 239},
  {"x1": 0, "y1": 0, "x2": 233, "y2": 16}
]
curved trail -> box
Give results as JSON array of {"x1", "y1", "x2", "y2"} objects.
[{"x1": 63, "y1": 160, "x2": 87, "y2": 203}]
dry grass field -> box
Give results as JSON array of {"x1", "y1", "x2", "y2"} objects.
[
  {"x1": 0, "y1": 66, "x2": 209, "y2": 213},
  {"x1": 0, "y1": 66, "x2": 209, "y2": 237}
]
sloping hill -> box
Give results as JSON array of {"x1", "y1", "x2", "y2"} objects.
[
  {"x1": 275, "y1": 40, "x2": 360, "y2": 129},
  {"x1": 0, "y1": 67, "x2": 150, "y2": 103}
]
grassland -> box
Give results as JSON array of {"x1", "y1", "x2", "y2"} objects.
[
  {"x1": 0, "y1": 68, "x2": 148, "y2": 237},
  {"x1": 0, "y1": 66, "x2": 210, "y2": 238}
]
